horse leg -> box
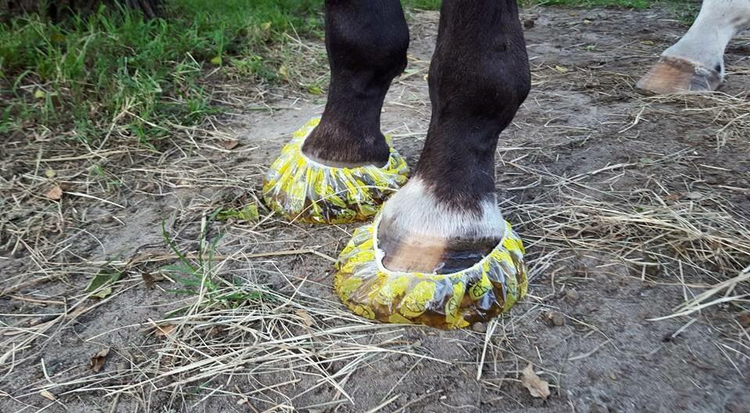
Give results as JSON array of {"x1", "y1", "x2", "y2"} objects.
[
  {"x1": 302, "y1": 0, "x2": 409, "y2": 167},
  {"x1": 334, "y1": 0, "x2": 531, "y2": 327},
  {"x1": 263, "y1": 0, "x2": 410, "y2": 223},
  {"x1": 378, "y1": 0, "x2": 531, "y2": 274},
  {"x1": 638, "y1": 0, "x2": 750, "y2": 93}
]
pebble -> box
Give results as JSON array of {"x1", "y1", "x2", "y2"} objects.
[
  {"x1": 565, "y1": 289, "x2": 580, "y2": 301},
  {"x1": 98, "y1": 215, "x2": 114, "y2": 223},
  {"x1": 551, "y1": 312, "x2": 565, "y2": 326},
  {"x1": 472, "y1": 322, "x2": 487, "y2": 333}
]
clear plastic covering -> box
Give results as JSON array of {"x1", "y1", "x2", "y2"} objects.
[
  {"x1": 263, "y1": 118, "x2": 409, "y2": 224},
  {"x1": 334, "y1": 217, "x2": 528, "y2": 329}
]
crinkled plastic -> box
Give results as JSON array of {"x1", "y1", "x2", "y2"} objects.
[
  {"x1": 333, "y1": 217, "x2": 528, "y2": 329},
  {"x1": 263, "y1": 118, "x2": 409, "y2": 224}
]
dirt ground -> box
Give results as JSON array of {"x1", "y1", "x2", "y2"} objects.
[{"x1": 2, "y1": 5, "x2": 750, "y2": 413}]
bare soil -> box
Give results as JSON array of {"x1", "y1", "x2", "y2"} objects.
[{"x1": 2, "y1": 6, "x2": 750, "y2": 413}]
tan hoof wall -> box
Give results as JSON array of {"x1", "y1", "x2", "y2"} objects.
[
  {"x1": 377, "y1": 219, "x2": 499, "y2": 274},
  {"x1": 636, "y1": 57, "x2": 721, "y2": 95}
]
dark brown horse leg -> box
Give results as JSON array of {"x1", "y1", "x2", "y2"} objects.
[
  {"x1": 378, "y1": 0, "x2": 531, "y2": 273},
  {"x1": 301, "y1": 0, "x2": 409, "y2": 168}
]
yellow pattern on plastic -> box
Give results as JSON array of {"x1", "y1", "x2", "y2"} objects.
[
  {"x1": 353, "y1": 304, "x2": 375, "y2": 320},
  {"x1": 376, "y1": 275, "x2": 410, "y2": 306},
  {"x1": 335, "y1": 276, "x2": 363, "y2": 302},
  {"x1": 388, "y1": 313, "x2": 415, "y2": 325},
  {"x1": 263, "y1": 117, "x2": 409, "y2": 224},
  {"x1": 445, "y1": 282, "x2": 467, "y2": 328},
  {"x1": 333, "y1": 218, "x2": 528, "y2": 329},
  {"x1": 469, "y1": 272, "x2": 492, "y2": 301},
  {"x1": 400, "y1": 281, "x2": 437, "y2": 318}
]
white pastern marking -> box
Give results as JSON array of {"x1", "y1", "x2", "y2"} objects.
[{"x1": 380, "y1": 177, "x2": 506, "y2": 240}]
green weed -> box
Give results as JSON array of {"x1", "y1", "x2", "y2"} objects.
[
  {"x1": 521, "y1": 0, "x2": 699, "y2": 16},
  {"x1": 215, "y1": 203, "x2": 260, "y2": 223},
  {"x1": 85, "y1": 264, "x2": 123, "y2": 299},
  {"x1": 161, "y1": 216, "x2": 266, "y2": 311},
  {"x1": 402, "y1": 0, "x2": 442, "y2": 10}
]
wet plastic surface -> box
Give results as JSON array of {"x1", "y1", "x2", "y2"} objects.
[
  {"x1": 334, "y1": 217, "x2": 528, "y2": 329},
  {"x1": 263, "y1": 118, "x2": 409, "y2": 224}
]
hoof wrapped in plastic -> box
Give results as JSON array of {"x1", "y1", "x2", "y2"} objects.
[
  {"x1": 333, "y1": 217, "x2": 528, "y2": 329},
  {"x1": 263, "y1": 118, "x2": 409, "y2": 224}
]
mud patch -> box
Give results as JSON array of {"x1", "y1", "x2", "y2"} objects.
[{"x1": 1, "y1": 6, "x2": 749, "y2": 413}]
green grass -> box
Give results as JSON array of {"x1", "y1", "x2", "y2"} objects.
[
  {"x1": 0, "y1": 0, "x2": 443, "y2": 147},
  {"x1": 522, "y1": 0, "x2": 699, "y2": 17},
  {"x1": 161, "y1": 216, "x2": 270, "y2": 312},
  {"x1": 525, "y1": 0, "x2": 650, "y2": 8},
  {"x1": 402, "y1": 0, "x2": 442, "y2": 9},
  {"x1": 0, "y1": 0, "x2": 322, "y2": 146}
]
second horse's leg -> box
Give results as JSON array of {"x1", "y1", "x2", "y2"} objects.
[{"x1": 638, "y1": 0, "x2": 750, "y2": 93}]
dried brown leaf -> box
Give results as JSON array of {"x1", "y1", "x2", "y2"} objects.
[
  {"x1": 141, "y1": 272, "x2": 164, "y2": 289},
  {"x1": 222, "y1": 139, "x2": 239, "y2": 150},
  {"x1": 155, "y1": 324, "x2": 175, "y2": 337},
  {"x1": 89, "y1": 348, "x2": 110, "y2": 373},
  {"x1": 521, "y1": 363, "x2": 550, "y2": 399},
  {"x1": 45, "y1": 185, "x2": 63, "y2": 201},
  {"x1": 296, "y1": 309, "x2": 314, "y2": 327}
]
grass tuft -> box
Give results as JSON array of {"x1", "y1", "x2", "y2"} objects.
[{"x1": 0, "y1": 0, "x2": 323, "y2": 146}]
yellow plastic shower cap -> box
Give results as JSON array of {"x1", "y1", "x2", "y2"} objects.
[
  {"x1": 334, "y1": 217, "x2": 528, "y2": 329},
  {"x1": 263, "y1": 118, "x2": 409, "y2": 224}
]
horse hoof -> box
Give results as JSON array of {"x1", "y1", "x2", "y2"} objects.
[
  {"x1": 262, "y1": 117, "x2": 409, "y2": 224},
  {"x1": 333, "y1": 216, "x2": 528, "y2": 329},
  {"x1": 636, "y1": 56, "x2": 721, "y2": 95}
]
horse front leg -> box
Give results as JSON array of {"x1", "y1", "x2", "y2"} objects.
[
  {"x1": 263, "y1": 0, "x2": 410, "y2": 224},
  {"x1": 335, "y1": 0, "x2": 531, "y2": 328}
]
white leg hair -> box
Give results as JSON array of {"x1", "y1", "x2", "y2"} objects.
[
  {"x1": 379, "y1": 177, "x2": 506, "y2": 240},
  {"x1": 663, "y1": 0, "x2": 750, "y2": 76}
]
